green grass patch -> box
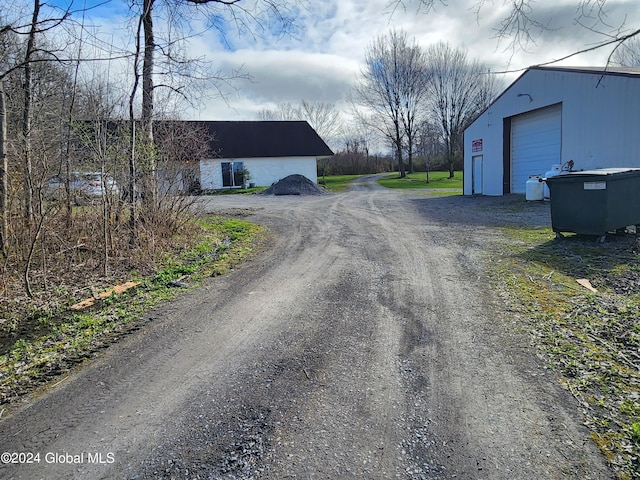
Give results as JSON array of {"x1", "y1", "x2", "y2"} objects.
[
  {"x1": 0, "y1": 216, "x2": 263, "y2": 406},
  {"x1": 378, "y1": 171, "x2": 462, "y2": 190},
  {"x1": 205, "y1": 186, "x2": 267, "y2": 195},
  {"x1": 317, "y1": 174, "x2": 366, "y2": 192},
  {"x1": 495, "y1": 226, "x2": 640, "y2": 479}
]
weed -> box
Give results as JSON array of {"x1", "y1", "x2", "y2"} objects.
[
  {"x1": 0, "y1": 215, "x2": 263, "y2": 406},
  {"x1": 630, "y1": 423, "x2": 640, "y2": 445},
  {"x1": 494, "y1": 226, "x2": 640, "y2": 479},
  {"x1": 318, "y1": 174, "x2": 366, "y2": 192}
]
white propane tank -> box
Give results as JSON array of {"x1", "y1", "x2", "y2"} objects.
[
  {"x1": 526, "y1": 175, "x2": 544, "y2": 201},
  {"x1": 543, "y1": 164, "x2": 562, "y2": 200}
]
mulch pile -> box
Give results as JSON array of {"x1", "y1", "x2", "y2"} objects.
[{"x1": 261, "y1": 174, "x2": 327, "y2": 196}]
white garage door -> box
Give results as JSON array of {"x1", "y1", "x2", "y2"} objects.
[{"x1": 511, "y1": 104, "x2": 562, "y2": 193}]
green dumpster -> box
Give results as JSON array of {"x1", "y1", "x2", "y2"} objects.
[{"x1": 544, "y1": 168, "x2": 640, "y2": 236}]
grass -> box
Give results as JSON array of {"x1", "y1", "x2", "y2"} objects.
[
  {"x1": 205, "y1": 186, "x2": 267, "y2": 195},
  {"x1": 378, "y1": 171, "x2": 462, "y2": 190},
  {"x1": 200, "y1": 172, "x2": 464, "y2": 194},
  {"x1": 318, "y1": 174, "x2": 367, "y2": 192},
  {"x1": 317, "y1": 171, "x2": 463, "y2": 193},
  {"x1": 494, "y1": 226, "x2": 640, "y2": 479},
  {"x1": 0, "y1": 216, "x2": 263, "y2": 406}
]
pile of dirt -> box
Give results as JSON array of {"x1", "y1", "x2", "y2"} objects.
[{"x1": 261, "y1": 174, "x2": 327, "y2": 196}]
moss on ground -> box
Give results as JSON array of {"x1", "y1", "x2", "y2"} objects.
[
  {"x1": 0, "y1": 216, "x2": 263, "y2": 406},
  {"x1": 494, "y1": 227, "x2": 640, "y2": 479}
]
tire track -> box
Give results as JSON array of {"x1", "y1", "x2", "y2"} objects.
[{"x1": 0, "y1": 187, "x2": 614, "y2": 480}]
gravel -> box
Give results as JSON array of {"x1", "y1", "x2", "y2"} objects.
[
  {"x1": 260, "y1": 174, "x2": 328, "y2": 196},
  {"x1": 0, "y1": 182, "x2": 615, "y2": 480}
]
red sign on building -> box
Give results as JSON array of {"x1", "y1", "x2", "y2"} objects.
[{"x1": 472, "y1": 139, "x2": 483, "y2": 152}]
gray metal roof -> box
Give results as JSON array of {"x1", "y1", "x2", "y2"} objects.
[{"x1": 531, "y1": 65, "x2": 640, "y2": 77}]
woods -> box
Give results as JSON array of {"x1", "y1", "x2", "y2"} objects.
[
  {"x1": 2, "y1": 0, "x2": 637, "y2": 305},
  {"x1": 351, "y1": 31, "x2": 500, "y2": 180},
  {"x1": 0, "y1": 0, "x2": 296, "y2": 311}
]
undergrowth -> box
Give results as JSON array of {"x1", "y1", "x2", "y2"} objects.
[
  {"x1": 0, "y1": 216, "x2": 263, "y2": 406},
  {"x1": 494, "y1": 227, "x2": 640, "y2": 479}
]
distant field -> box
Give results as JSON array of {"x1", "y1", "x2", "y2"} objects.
[
  {"x1": 378, "y1": 171, "x2": 462, "y2": 190},
  {"x1": 319, "y1": 172, "x2": 463, "y2": 192}
]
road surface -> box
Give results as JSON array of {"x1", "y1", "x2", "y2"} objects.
[{"x1": 0, "y1": 178, "x2": 613, "y2": 479}]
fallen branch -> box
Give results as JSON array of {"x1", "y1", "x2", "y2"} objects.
[
  {"x1": 576, "y1": 278, "x2": 598, "y2": 293},
  {"x1": 58, "y1": 243, "x2": 88, "y2": 255},
  {"x1": 585, "y1": 332, "x2": 640, "y2": 372},
  {"x1": 70, "y1": 281, "x2": 140, "y2": 310}
]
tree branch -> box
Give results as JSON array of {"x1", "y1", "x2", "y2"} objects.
[{"x1": 492, "y1": 27, "x2": 640, "y2": 74}]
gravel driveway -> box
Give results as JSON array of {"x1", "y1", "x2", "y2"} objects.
[{"x1": 0, "y1": 177, "x2": 614, "y2": 479}]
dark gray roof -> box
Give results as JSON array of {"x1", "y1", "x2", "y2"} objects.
[{"x1": 191, "y1": 121, "x2": 333, "y2": 159}]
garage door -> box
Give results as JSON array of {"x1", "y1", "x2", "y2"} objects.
[{"x1": 511, "y1": 104, "x2": 562, "y2": 194}]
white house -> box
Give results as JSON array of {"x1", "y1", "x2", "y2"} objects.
[
  {"x1": 463, "y1": 66, "x2": 640, "y2": 196},
  {"x1": 195, "y1": 121, "x2": 333, "y2": 190}
]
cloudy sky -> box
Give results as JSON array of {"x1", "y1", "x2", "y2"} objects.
[{"x1": 41, "y1": 0, "x2": 640, "y2": 125}]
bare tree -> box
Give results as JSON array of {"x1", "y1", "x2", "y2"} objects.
[
  {"x1": 320, "y1": 131, "x2": 369, "y2": 177},
  {"x1": 396, "y1": 40, "x2": 429, "y2": 173},
  {"x1": 0, "y1": 4, "x2": 70, "y2": 256},
  {"x1": 22, "y1": 0, "x2": 41, "y2": 227},
  {"x1": 319, "y1": 126, "x2": 392, "y2": 177},
  {"x1": 257, "y1": 100, "x2": 343, "y2": 148},
  {"x1": 154, "y1": 121, "x2": 209, "y2": 191},
  {"x1": 0, "y1": 80, "x2": 7, "y2": 257},
  {"x1": 127, "y1": 0, "x2": 298, "y2": 241},
  {"x1": 612, "y1": 37, "x2": 640, "y2": 66},
  {"x1": 298, "y1": 101, "x2": 343, "y2": 148},
  {"x1": 353, "y1": 30, "x2": 428, "y2": 177},
  {"x1": 416, "y1": 119, "x2": 444, "y2": 182},
  {"x1": 0, "y1": 23, "x2": 16, "y2": 255},
  {"x1": 425, "y1": 42, "x2": 499, "y2": 178},
  {"x1": 257, "y1": 102, "x2": 299, "y2": 121},
  {"x1": 69, "y1": 78, "x2": 130, "y2": 274},
  {"x1": 17, "y1": 2, "x2": 71, "y2": 229}
]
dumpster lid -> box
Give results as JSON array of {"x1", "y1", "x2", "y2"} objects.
[{"x1": 545, "y1": 167, "x2": 640, "y2": 181}]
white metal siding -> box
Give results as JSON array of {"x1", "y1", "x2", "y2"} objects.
[
  {"x1": 464, "y1": 69, "x2": 640, "y2": 196},
  {"x1": 246, "y1": 157, "x2": 318, "y2": 186},
  {"x1": 199, "y1": 156, "x2": 318, "y2": 190},
  {"x1": 200, "y1": 159, "x2": 221, "y2": 190},
  {"x1": 510, "y1": 104, "x2": 562, "y2": 193}
]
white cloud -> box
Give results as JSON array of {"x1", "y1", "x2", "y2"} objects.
[
  {"x1": 29, "y1": 0, "x2": 640, "y2": 123},
  {"x1": 194, "y1": 0, "x2": 639, "y2": 121}
]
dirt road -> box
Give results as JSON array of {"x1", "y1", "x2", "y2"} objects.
[{"x1": 0, "y1": 178, "x2": 613, "y2": 479}]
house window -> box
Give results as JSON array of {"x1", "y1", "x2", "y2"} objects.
[{"x1": 221, "y1": 161, "x2": 244, "y2": 187}]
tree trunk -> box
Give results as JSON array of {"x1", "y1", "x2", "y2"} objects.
[
  {"x1": 407, "y1": 135, "x2": 414, "y2": 174},
  {"x1": 129, "y1": 10, "x2": 144, "y2": 246},
  {"x1": 142, "y1": 0, "x2": 154, "y2": 136},
  {"x1": 141, "y1": 0, "x2": 157, "y2": 208},
  {"x1": 395, "y1": 121, "x2": 405, "y2": 178},
  {"x1": 448, "y1": 146, "x2": 455, "y2": 179},
  {"x1": 63, "y1": 41, "x2": 84, "y2": 228},
  {"x1": 0, "y1": 81, "x2": 7, "y2": 257},
  {"x1": 23, "y1": 0, "x2": 41, "y2": 228},
  {"x1": 128, "y1": 115, "x2": 137, "y2": 246},
  {"x1": 397, "y1": 147, "x2": 406, "y2": 177}
]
